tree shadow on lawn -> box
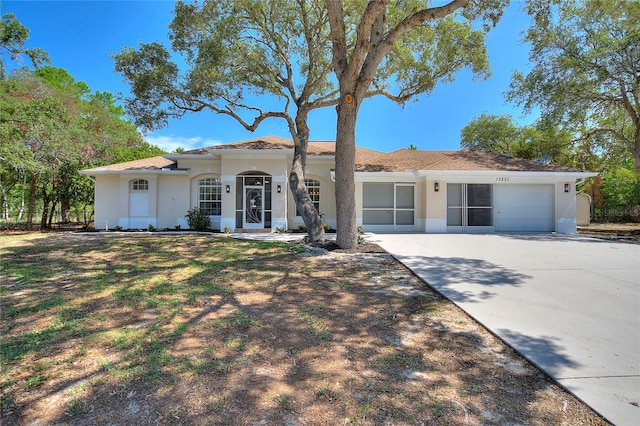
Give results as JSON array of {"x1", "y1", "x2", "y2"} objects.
[{"x1": 0, "y1": 235, "x2": 605, "y2": 425}]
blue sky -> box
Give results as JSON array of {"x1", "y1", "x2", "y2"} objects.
[{"x1": 2, "y1": 1, "x2": 536, "y2": 153}]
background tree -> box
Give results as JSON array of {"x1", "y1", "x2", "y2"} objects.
[
  {"x1": 460, "y1": 112, "x2": 582, "y2": 168},
  {"x1": 0, "y1": 67, "x2": 161, "y2": 228},
  {"x1": 325, "y1": 0, "x2": 509, "y2": 248},
  {"x1": 506, "y1": 0, "x2": 640, "y2": 171},
  {"x1": 113, "y1": 0, "x2": 341, "y2": 242},
  {"x1": 0, "y1": 12, "x2": 49, "y2": 77}
]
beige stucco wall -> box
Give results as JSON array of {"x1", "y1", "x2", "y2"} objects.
[
  {"x1": 556, "y1": 182, "x2": 577, "y2": 233},
  {"x1": 425, "y1": 178, "x2": 447, "y2": 232},
  {"x1": 93, "y1": 175, "x2": 120, "y2": 230},
  {"x1": 158, "y1": 174, "x2": 190, "y2": 229}
]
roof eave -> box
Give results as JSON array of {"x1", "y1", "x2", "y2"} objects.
[{"x1": 79, "y1": 169, "x2": 190, "y2": 176}]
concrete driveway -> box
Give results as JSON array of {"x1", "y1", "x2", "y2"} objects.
[{"x1": 371, "y1": 233, "x2": 639, "y2": 426}]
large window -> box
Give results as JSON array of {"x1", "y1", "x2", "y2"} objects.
[
  {"x1": 296, "y1": 179, "x2": 320, "y2": 216},
  {"x1": 362, "y1": 183, "x2": 414, "y2": 226},
  {"x1": 447, "y1": 183, "x2": 493, "y2": 227},
  {"x1": 198, "y1": 178, "x2": 222, "y2": 216}
]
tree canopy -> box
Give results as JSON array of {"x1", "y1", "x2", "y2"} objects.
[
  {"x1": 113, "y1": 0, "x2": 509, "y2": 246},
  {"x1": 506, "y1": 0, "x2": 640, "y2": 171},
  {"x1": 0, "y1": 66, "x2": 163, "y2": 227},
  {"x1": 113, "y1": 0, "x2": 343, "y2": 242},
  {"x1": 0, "y1": 12, "x2": 49, "y2": 78},
  {"x1": 325, "y1": 0, "x2": 508, "y2": 247},
  {"x1": 460, "y1": 113, "x2": 584, "y2": 168}
]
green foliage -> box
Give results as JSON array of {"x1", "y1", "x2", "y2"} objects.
[
  {"x1": 460, "y1": 113, "x2": 579, "y2": 168},
  {"x1": 0, "y1": 63, "x2": 160, "y2": 227},
  {"x1": 185, "y1": 207, "x2": 211, "y2": 231},
  {"x1": 507, "y1": 0, "x2": 640, "y2": 170},
  {"x1": 0, "y1": 12, "x2": 50, "y2": 78},
  {"x1": 598, "y1": 168, "x2": 640, "y2": 209}
]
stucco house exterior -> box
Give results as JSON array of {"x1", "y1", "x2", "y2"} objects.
[{"x1": 80, "y1": 135, "x2": 597, "y2": 234}]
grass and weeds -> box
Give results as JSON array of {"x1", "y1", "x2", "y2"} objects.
[{"x1": 0, "y1": 233, "x2": 607, "y2": 425}]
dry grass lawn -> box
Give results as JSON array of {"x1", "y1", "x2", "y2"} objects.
[{"x1": 0, "y1": 233, "x2": 608, "y2": 425}]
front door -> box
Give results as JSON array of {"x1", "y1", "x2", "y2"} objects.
[{"x1": 243, "y1": 185, "x2": 264, "y2": 229}]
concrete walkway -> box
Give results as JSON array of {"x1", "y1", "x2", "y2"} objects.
[{"x1": 371, "y1": 233, "x2": 639, "y2": 426}]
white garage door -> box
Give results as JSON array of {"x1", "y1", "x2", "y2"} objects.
[{"x1": 495, "y1": 185, "x2": 554, "y2": 232}]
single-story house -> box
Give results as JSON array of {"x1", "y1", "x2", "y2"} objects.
[{"x1": 80, "y1": 135, "x2": 597, "y2": 234}]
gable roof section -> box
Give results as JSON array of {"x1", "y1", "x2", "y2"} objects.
[
  {"x1": 357, "y1": 148, "x2": 582, "y2": 173},
  {"x1": 187, "y1": 135, "x2": 383, "y2": 164},
  {"x1": 81, "y1": 156, "x2": 177, "y2": 173}
]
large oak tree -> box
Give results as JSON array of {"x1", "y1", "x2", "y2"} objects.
[
  {"x1": 325, "y1": 0, "x2": 508, "y2": 248},
  {"x1": 113, "y1": 0, "x2": 336, "y2": 241},
  {"x1": 114, "y1": 0, "x2": 507, "y2": 247}
]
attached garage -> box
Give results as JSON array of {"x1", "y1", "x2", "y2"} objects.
[{"x1": 495, "y1": 184, "x2": 554, "y2": 232}]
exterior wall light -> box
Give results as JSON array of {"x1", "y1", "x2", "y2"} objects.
[
  {"x1": 226, "y1": 185, "x2": 230, "y2": 193},
  {"x1": 277, "y1": 185, "x2": 281, "y2": 193},
  {"x1": 434, "y1": 182, "x2": 439, "y2": 192},
  {"x1": 564, "y1": 183, "x2": 570, "y2": 193}
]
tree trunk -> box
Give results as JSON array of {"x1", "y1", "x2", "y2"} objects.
[
  {"x1": 289, "y1": 153, "x2": 325, "y2": 242},
  {"x1": 26, "y1": 174, "x2": 38, "y2": 230},
  {"x1": 40, "y1": 187, "x2": 51, "y2": 229},
  {"x1": 288, "y1": 110, "x2": 325, "y2": 242},
  {"x1": 335, "y1": 97, "x2": 359, "y2": 249},
  {"x1": 0, "y1": 177, "x2": 8, "y2": 221},
  {"x1": 48, "y1": 200, "x2": 57, "y2": 227},
  {"x1": 634, "y1": 125, "x2": 640, "y2": 173}
]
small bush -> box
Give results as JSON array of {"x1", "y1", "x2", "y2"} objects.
[{"x1": 185, "y1": 208, "x2": 211, "y2": 231}]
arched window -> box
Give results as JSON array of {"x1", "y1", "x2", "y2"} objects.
[
  {"x1": 198, "y1": 177, "x2": 222, "y2": 215},
  {"x1": 131, "y1": 179, "x2": 148, "y2": 191},
  {"x1": 296, "y1": 179, "x2": 320, "y2": 216}
]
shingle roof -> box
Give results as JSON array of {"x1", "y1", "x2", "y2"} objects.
[
  {"x1": 82, "y1": 156, "x2": 176, "y2": 172},
  {"x1": 82, "y1": 137, "x2": 583, "y2": 174},
  {"x1": 356, "y1": 149, "x2": 581, "y2": 173},
  {"x1": 190, "y1": 135, "x2": 383, "y2": 164}
]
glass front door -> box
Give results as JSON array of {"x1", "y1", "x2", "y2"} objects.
[{"x1": 244, "y1": 185, "x2": 264, "y2": 229}]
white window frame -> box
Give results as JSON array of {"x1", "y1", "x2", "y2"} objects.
[
  {"x1": 296, "y1": 179, "x2": 321, "y2": 216},
  {"x1": 198, "y1": 177, "x2": 222, "y2": 216},
  {"x1": 362, "y1": 182, "x2": 415, "y2": 228},
  {"x1": 131, "y1": 179, "x2": 148, "y2": 191},
  {"x1": 447, "y1": 183, "x2": 494, "y2": 231}
]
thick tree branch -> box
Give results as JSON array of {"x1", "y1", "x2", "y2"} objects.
[
  {"x1": 358, "y1": 0, "x2": 470, "y2": 96},
  {"x1": 325, "y1": 0, "x2": 349, "y2": 81}
]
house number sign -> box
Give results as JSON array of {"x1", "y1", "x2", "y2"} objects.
[{"x1": 495, "y1": 177, "x2": 510, "y2": 182}]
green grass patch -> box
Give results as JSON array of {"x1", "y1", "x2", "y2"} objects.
[
  {"x1": 212, "y1": 311, "x2": 262, "y2": 331},
  {"x1": 5, "y1": 295, "x2": 66, "y2": 319}
]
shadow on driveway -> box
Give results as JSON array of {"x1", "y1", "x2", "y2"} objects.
[
  {"x1": 495, "y1": 329, "x2": 582, "y2": 377},
  {"x1": 396, "y1": 255, "x2": 532, "y2": 304}
]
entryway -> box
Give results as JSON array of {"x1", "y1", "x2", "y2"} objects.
[{"x1": 235, "y1": 173, "x2": 272, "y2": 230}]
